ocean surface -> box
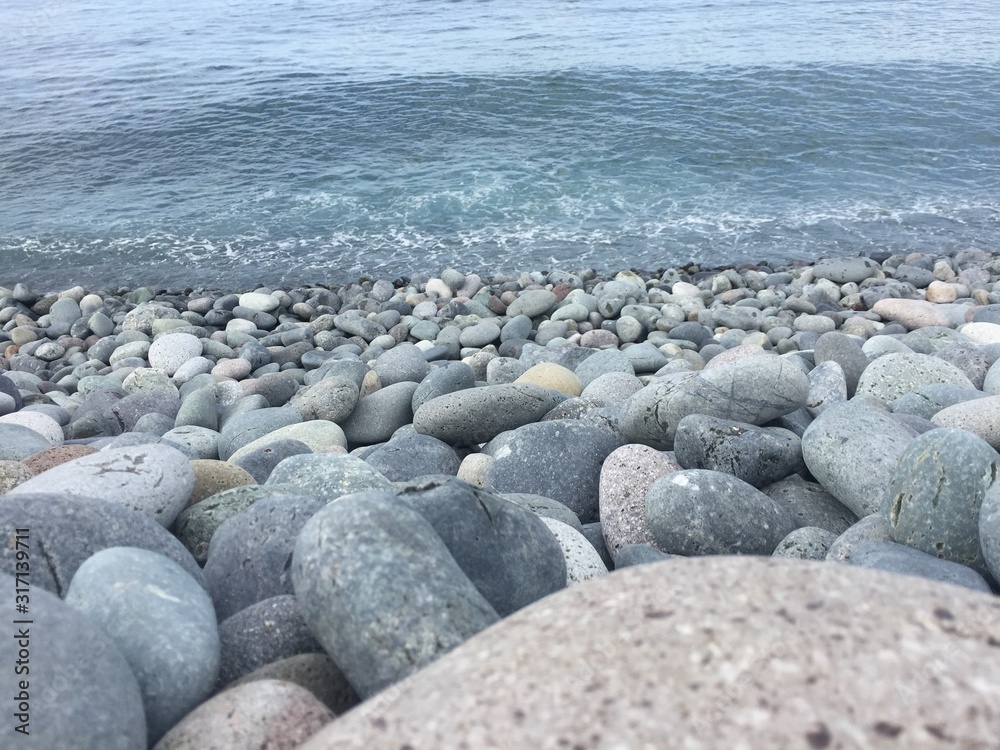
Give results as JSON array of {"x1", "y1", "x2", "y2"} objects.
[{"x1": 2, "y1": 0, "x2": 999, "y2": 290}]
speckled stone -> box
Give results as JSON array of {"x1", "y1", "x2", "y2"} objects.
[
  {"x1": 266, "y1": 452, "x2": 392, "y2": 502},
  {"x1": 515, "y1": 362, "x2": 583, "y2": 396},
  {"x1": 362, "y1": 433, "x2": 460, "y2": 481},
  {"x1": 148, "y1": 332, "x2": 203, "y2": 376},
  {"x1": 292, "y1": 491, "x2": 500, "y2": 699},
  {"x1": 883, "y1": 428, "x2": 999, "y2": 578},
  {"x1": 761, "y1": 475, "x2": 858, "y2": 534},
  {"x1": 0, "y1": 410, "x2": 64, "y2": 445},
  {"x1": 825, "y1": 514, "x2": 894, "y2": 563},
  {"x1": 232, "y1": 653, "x2": 360, "y2": 717},
  {"x1": 539, "y1": 517, "x2": 608, "y2": 585},
  {"x1": 298, "y1": 557, "x2": 1000, "y2": 750},
  {"x1": 152, "y1": 679, "x2": 334, "y2": 750},
  {"x1": 0, "y1": 460, "x2": 33, "y2": 493},
  {"x1": 598, "y1": 444, "x2": 681, "y2": 560},
  {"x1": 19, "y1": 444, "x2": 94, "y2": 475},
  {"x1": 771, "y1": 526, "x2": 839, "y2": 560},
  {"x1": 340, "y1": 381, "x2": 419, "y2": 446},
  {"x1": 931, "y1": 394, "x2": 1000, "y2": 450},
  {"x1": 289, "y1": 376, "x2": 360, "y2": 422},
  {"x1": 0, "y1": 575, "x2": 148, "y2": 750},
  {"x1": 854, "y1": 352, "x2": 974, "y2": 406}
]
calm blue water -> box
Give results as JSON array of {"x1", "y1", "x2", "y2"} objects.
[{"x1": 2, "y1": 0, "x2": 999, "y2": 290}]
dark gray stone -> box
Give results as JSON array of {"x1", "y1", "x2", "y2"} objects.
[
  {"x1": 291, "y1": 491, "x2": 499, "y2": 699},
  {"x1": 0, "y1": 423, "x2": 51, "y2": 460},
  {"x1": 0, "y1": 373, "x2": 23, "y2": 411},
  {"x1": 621, "y1": 356, "x2": 809, "y2": 450},
  {"x1": 483, "y1": 419, "x2": 624, "y2": 522},
  {"x1": 848, "y1": 540, "x2": 992, "y2": 593},
  {"x1": 812, "y1": 257, "x2": 880, "y2": 284},
  {"x1": 64, "y1": 547, "x2": 219, "y2": 744},
  {"x1": 580, "y1": 521, "x2": 615, "y2": 570},
  {"x1": 934, "y1": 343, "x2": 990, "y2": 390},
  {"x1": 645, "y1": 469, "x2": 797, "y2": 556},
  {"x1": 372, "y1": 342, "x2": 431, "y2": 385},
  {"x1": 397, "y1": 477, "x2": 566, "y2": 616},
  {"x1": 266, "y1": 452, "x2": 392, "y2": 501},
  {"x1": 0, "y1": 575, "x2": 147, "y2": 749},
  {"x1": 204, "y1": 494, "x2": 326, "y2": 620},
  {"x1": 801, "y1": 401, "x2": 917, "y2": 518},
  {"x1": 980, "y1": 481, "x2": 1000, "y2": 584},
  {"x1": 217, "y1": 406, "x2": 302, "y2": 460},
  {"x1": 884, "y1": 427, "x2": 999, "y2": 578},
  {"x1": 216, "y1": 595, "x2": 323, "y2": 688},
  {"x1": 666, "y1": 322, "x2": 713, "y2": 348},
  {"x1": 175, "y1": 387, "x2": 218, "y2": 430},
  {"x1": 413, "y1": 382, "x2": 561, "y2": 445},
  {"x1": 362, "y1": 433, "x2": 460, "y2": 481},
  {"x1": 340, "y1": 381, "x2": 418, "y2": 446},
  {"x1": 761, "y1": 475, "x2": 858, "y2": 534},
  {"x1": 230, "y1": 437, "x2": 312, "y2": 483},
  {"x1": 673, "y1": 415, "x2": 805, "y2": 488},
  {"x1": 825, "y1": 513, "x2": 895, "y2": 563},
  {"x1": 289, "y1": 376, "x2": 359, "y2": 422},
  {"x1": 107, "y1": 390, "x2": 182, "y2": 434},
  {"x1": 891, "y1": 383, "x2": 990, "y2": 420},
  {"x1": 771, "y1": 526, "x2": 839, "y2": 560},
  {"x1": 614, "y1": 543, "x2": 676, "y2": 568}
]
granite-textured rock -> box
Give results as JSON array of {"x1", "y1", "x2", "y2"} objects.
[
  {"x1": 483, "y1": 419, "x2": 623, "y2": 522},
  {"x1": 673, "y1": 414, "x2": 804, "y2": 488},
  {"x1": 854, "y1": 352, "x2": 974, "y2": 405},
  {"x1": 540, "y1": 516, "x2": 608, "y2": 585},
  {"x1": 598, "y1": 444, "x2": 681, "y2": 560},
  {"x1": 884, "y1": 428, "x2": 999, "y2": 578},
  {"x1": 188, "y1": 459, "x2": 257, "y2": 507},
  {"x1": 620, "y1": 355, "x2": 809, "y2": 449},
  {"x1": 289, "y1": 376, "x2": 360, "y2": 422},
  {"x1": 825, "y1": 514, "x2": 895, "y2": 563},
  {"x1": 0, "y1": 459, "x2": 33, "y2": 492},
  {"x1": 298, "y1": 557, "x2": 1000, "y2": 749},
  {"x1": 7, "y1": 443, "x2": 195, "y2": 527},
  {"x1": 931, "y1": 394, "x2": 1000, "y2": 449},
  {"x1": 645, "y1": 469, "x2": 797, "y2": 556},
  {"x1": 205, "y1": 494, "x2": 326, "y2": 620},
  {"x1": 771, "y1": 526, "x2": 839, "y2": 560},
  {"x1": 291, "y1": 491, "x2": 499, "y2": 699},
  {"x1": 413, "y1": 382, "x2": 561, "y2": 445},
  {"x1": 266, "y1": 452, "x2": 391, "y2": 501},
  {"x1": 0, "y1": 575, "x2": 147, "y2": 750},
  {"x1": 216, "y1": 595, "x2": 324, "y2": 688},
  {"x1": 153, "y1": 679, "x2": 333, "y2": 750},
  {"x1": 502, "y1": 492, "x2": 583, "y2": 530},
  {"x1": 847, "y1": 540, "x2": 992, "y2": 593},
  {"x1": 760, "y1": 475, "x2": 858, "y2": 534},
  {"x1": 801, "y1": 401, "x2": 916, "y2": 518},
  {"x1": 65, "y1": 547, "x2": 220, "y2": 743},
  {"x1": 231, "y1": 653, "x2": 360, "y2": 717},
  {"x1": 231, "y1": 438, "x2": 313, "y2": 483},
  {"x1": 362, "y1": 433, "x2": 461, "y2": 481}
]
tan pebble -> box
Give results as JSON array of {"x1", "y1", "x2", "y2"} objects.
[
  {"x1": 457, "y1": 453, "x2": 492, "y2": 487},
  {"x1": 186, "y1": 460, "x2": 256, "y2": 508},
  {"x1": 925, "y1": 280, "x2": 958, "y2": 304},
  {"x1": 515, "y1": 362, "x2": 583, "y2": 396},
  {"x1": 871, "y1": 298, "x2": 953, "y2": 329},
  {"x1": 0, "y1": 460, "x2": 34, "y2": 493},
  {"x1": 359, "y1": 369, "x2": 381, "y2": 397},
  {"x1": 21, "y1": 444, "x2": 97, "y2": 475}
]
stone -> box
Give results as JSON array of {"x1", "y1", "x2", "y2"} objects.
[
  {"x1": 161, "y1": 425, "x2": 221, "y2": 459},
  {"x1": 397, "y1": 477, "x2": 567, "y2": 616},
  {"x1": 7, "y1": 444, "x2": 195, "y2": 527},
  {"x1": 413, "y1": 382, "x2": 561, "y2": 445},
  {"x1": 854, "y1": 352, "x2": 974, "y2": 405},
  {"x1": 340, "y1": 381, "x2": 418, "y2": 446},
  {"x1": 216, "y1": 595, "x2": 324, "y2": 687},
  {"x1": 0, "y1": 373, "x2": 23, "y2": 411},
  {"x1": 0, "y1": 460, "x2": 32, "y2": 492},
  {"x1": 761, "y1": 475, "x2": 858, "y2": 534},
  {"x1": 231, "y1": 439, "x2": 313, "y2": 483},
  {"x1": 892, "y1": 383, "x2": 989, "y2": 420},
  {"x1": 228, "y1": 420, "x2": 346, "y2": 461},
  {"x1": 298, "y1": 556, "x2": 1000, "y2": 749},
  {"x1": 502, "y1": 492, "x2": 583, "y2": 531},
  {"x1": 217, "y1": 406, "x2": 302, "y2": 460},
  {"x1": 801, "y1": 401, "x2": 916, "y2": 518},
  {"x1": 188, "y1": 459, "x2": 257, "y2": 507},
  {"x1": 0, "y1": 410, "x2": 63, "y2": 445},
  {"x1": 673, "y1": 415, "x2": 805, "y2": 488},
  {"x1": 961, "y1": 321, "x2": 1000, "y2": 344},
  {"x1": 980, "y1": 481, "x2": 1000, "y2": 583},
  {"x1": 574, "y1": 348, "x2": 636, "y2": 387},
  {"x1": 483, "y1": 420, "x2": 624, "y2": 523},
  {"x1": 459, "y1": 320, "x2": 502, "y2": 348},
  {"x1": 580, "y1": 371, "x2": 644, "y2": 405},
  {"x1": 771, "y1": 526, "x2": 839, "y2": 560},
  {"x1": 289, "y1": 376, "x2": 359, "y2": 422},
  {"x1": 152, "y1": 680, "x2": 333, "y2": 750},
  {"x1": 362, "y1": 433, "x2": 460, "y2": 481},
  {"x1": 645, "y1": 469, "x2": 797, "y2": 556},
  {"x1": 241, "y1": 371, "x2": 300, "y2": 407},
  {"x1": 148, "y1": 332, "x2": 203, "y2": 376},
  {"x1": 20, "y1": 443, "x2": 97, "y2": 474},
  {"x1": 847, "y1": 540, "x2": 992, "y2": 593},
  {"x1": 232, "y1": 653, "x2": 360, "y2": 717},
  {"x1": 292, "y1": 491, "x2": 499, "y2": 699},
  {"x1": 883, "y1": 428, "x2": 998, "y2": 578},
  {"x1": 871, "y1": 298, "x2": 953, "y2": 329},
  {"x1": 620, "y1": 355, "x2": 809, "y2": 449},
  {"x1": 411, "y1": 361, "x2": 476, "y2": 412},
  {"x1": 266, "y1": 453, "x2": 392, "y2": 502},
  {"x1": 515, "y1": 362, "x2": 583, "y2": 396},
  {"x1": 65, "y1": 547, "x2": 220, "y2": 743},
  {"x1": 0, "y1": 423, "x2": 52, "y2": 460},
  {"x1": 0, "y1": 575, "x2": 147, "y2": 749},
  {"x1": 506, "y1": 289, "x2": 557, "y2": 318},
  {"x1": 934, "y1": 343, "x2": 990, "y2": 390},
  {"x1": 373, "y1": 342, "x2": 431, "y2": 385},
  {"x1": 205, "y1": 494, "x2": 326, "y2": 620},
  {"x1": 614, "y1": 543, "x2": 675, "y2": 568},
  {"x1": 540, "y1": 517, "x2": 608, "y2": 585},
  {"x1": 811, "y1": 257, "x2": 882, "y2": 283},
  {"x1": 109, "y1": 389, "x2": 182, "y2": 433},
  {"x1": 238, "y1": 291, "x2": 281, "y2": 312},
  {"x1": 804, "y1": 359, "x2": 848, "y2": 416},
  {"x1": 825, "y1": 513, "x2": 895, "y2": 563},
  {"x1": 814, "y1": 331, "x2": 869, "y2": 396},
  {"x1": 173, "y1": 485, "x2": 299, "y2": 565},
  {"x1": 598, "y1": 444, "x2": 682, "y2": 560}
]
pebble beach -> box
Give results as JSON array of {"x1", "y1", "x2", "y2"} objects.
[{"x1": 4, "y1": 249, "x2": 1000, "y2": 748}]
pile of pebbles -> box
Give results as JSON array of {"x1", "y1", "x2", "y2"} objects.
[{"x1": 4, "y1": 249, "x2": 1000, "y2": 748}]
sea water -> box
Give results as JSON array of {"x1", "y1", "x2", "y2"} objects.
[{"x1": 2, "y1": 0, "x2": 998, "y2": 289}]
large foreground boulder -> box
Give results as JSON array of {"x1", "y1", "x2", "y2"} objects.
[{"x1": 299, "y1": 557, "x2": 1000, "y2": 749}]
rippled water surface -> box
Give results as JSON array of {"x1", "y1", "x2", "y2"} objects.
[{"x1": 2, "y1": 0, "x2": 998, "y2": 289}]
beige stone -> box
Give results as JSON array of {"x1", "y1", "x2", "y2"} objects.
[
  {"x1": 456, "y1": 453, "x2": 492, "y2": 487},
  {"x1": 925, "y1": 280, "x2": 958, "y2": 304},
  {"x1": 598, "y1": 443, "x2": 681, "y2": 559},
  {"x1": 515, "y1": 362, "x2": 583, "y2": 396},
  {"x1": 703, "y1": 344, "x2": 767, "y2": 369},
  {"x1": 300, "y1": 557, "x2": 1000, "y2": 750},
  {"x1": 960, "y1": 322, "x2": 1000, "y2": 345},
  {"x1": 0, "y1": 460, "x2": 33, "y2": 493},
  {"x1": 154, "y1": 679, "x2": 333, "y2": 750},
  {"x1": 187, "y1": 460, "x2": 257, "y2": 507},
  {"x1": 871, "y1": 298, "x2": 953, "y2": 330},
  {"x1": 232, "y1": 654, "x2": 360, "y2": 717}
]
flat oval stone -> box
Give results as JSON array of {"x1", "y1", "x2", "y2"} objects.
[
  {"x1": 848, "y1": 540, "x2": 992, "y2": 593},
  {"x1": 217, "y1": 406, "x2": 302, "y2": 460},
  {"x1": 205, "y1": 494, "x2": 326, "y2": 620},
  {"x1": 153, "y1": 679, "x2": 333, "y2": 750},
  {"x1": 65, "y1": 547, "x2": 220, "y2": 743},
  {"x1": 413, "y1": 382, "x2": 562, "y2": 446},
  {"x1": 398, "y1": 477, "x2": 566, "y2": 616},
  {"x1": 298, "y1": 557, "x2": 1000, "y2": 749},
  {"x1": 148, "y1": 332, "x2": 203, "y2": 377},
  {"x1": 339, "y1": 381, "x2": 418, "y2": 446},
  {"x1": 362, "y1": 433, "x2": 460, "y2": 481},
  {"x1": 884, "y1": 427, "x2": 999, "y2": 578},
  {"x1": 855, "y1": 352, "x2": 974, "y2": 406},
  {"x1": 645, "y1": 469, "x2": 797, "y2": 556},
  {"x1": 506, "y1": 289, "x2": 557, "y2": 318},
  {"x1": 7, "y1": 444, "x2": 195, "y2": 527},
  {"x1": 931, "y1": 394, "x2": 1000, "y2": 450},
  {"x1": 372, "y1": 342, "x2": 431, "y2": 385},
  {"x1": 231, "y1": 438, "x2": 313, "y2": 483},
  {"x1": 0, "y1": 423, "x2": 52, "y2": 460},
  {"x1": 0, "y1": 575, "x2": 147, "y2": 749},
  {"x1": 228, "y1": 421, "x2": 346, "y2": 461},
  {"x1": 0, "y1": 410, "x2": 63, "y2": 445},
  {"x1": 292, "y1": 491, "x2": 500, "y2": 699},
  {"x1": 801, "y1": 401, "x2": 917, "y2": 518}
]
